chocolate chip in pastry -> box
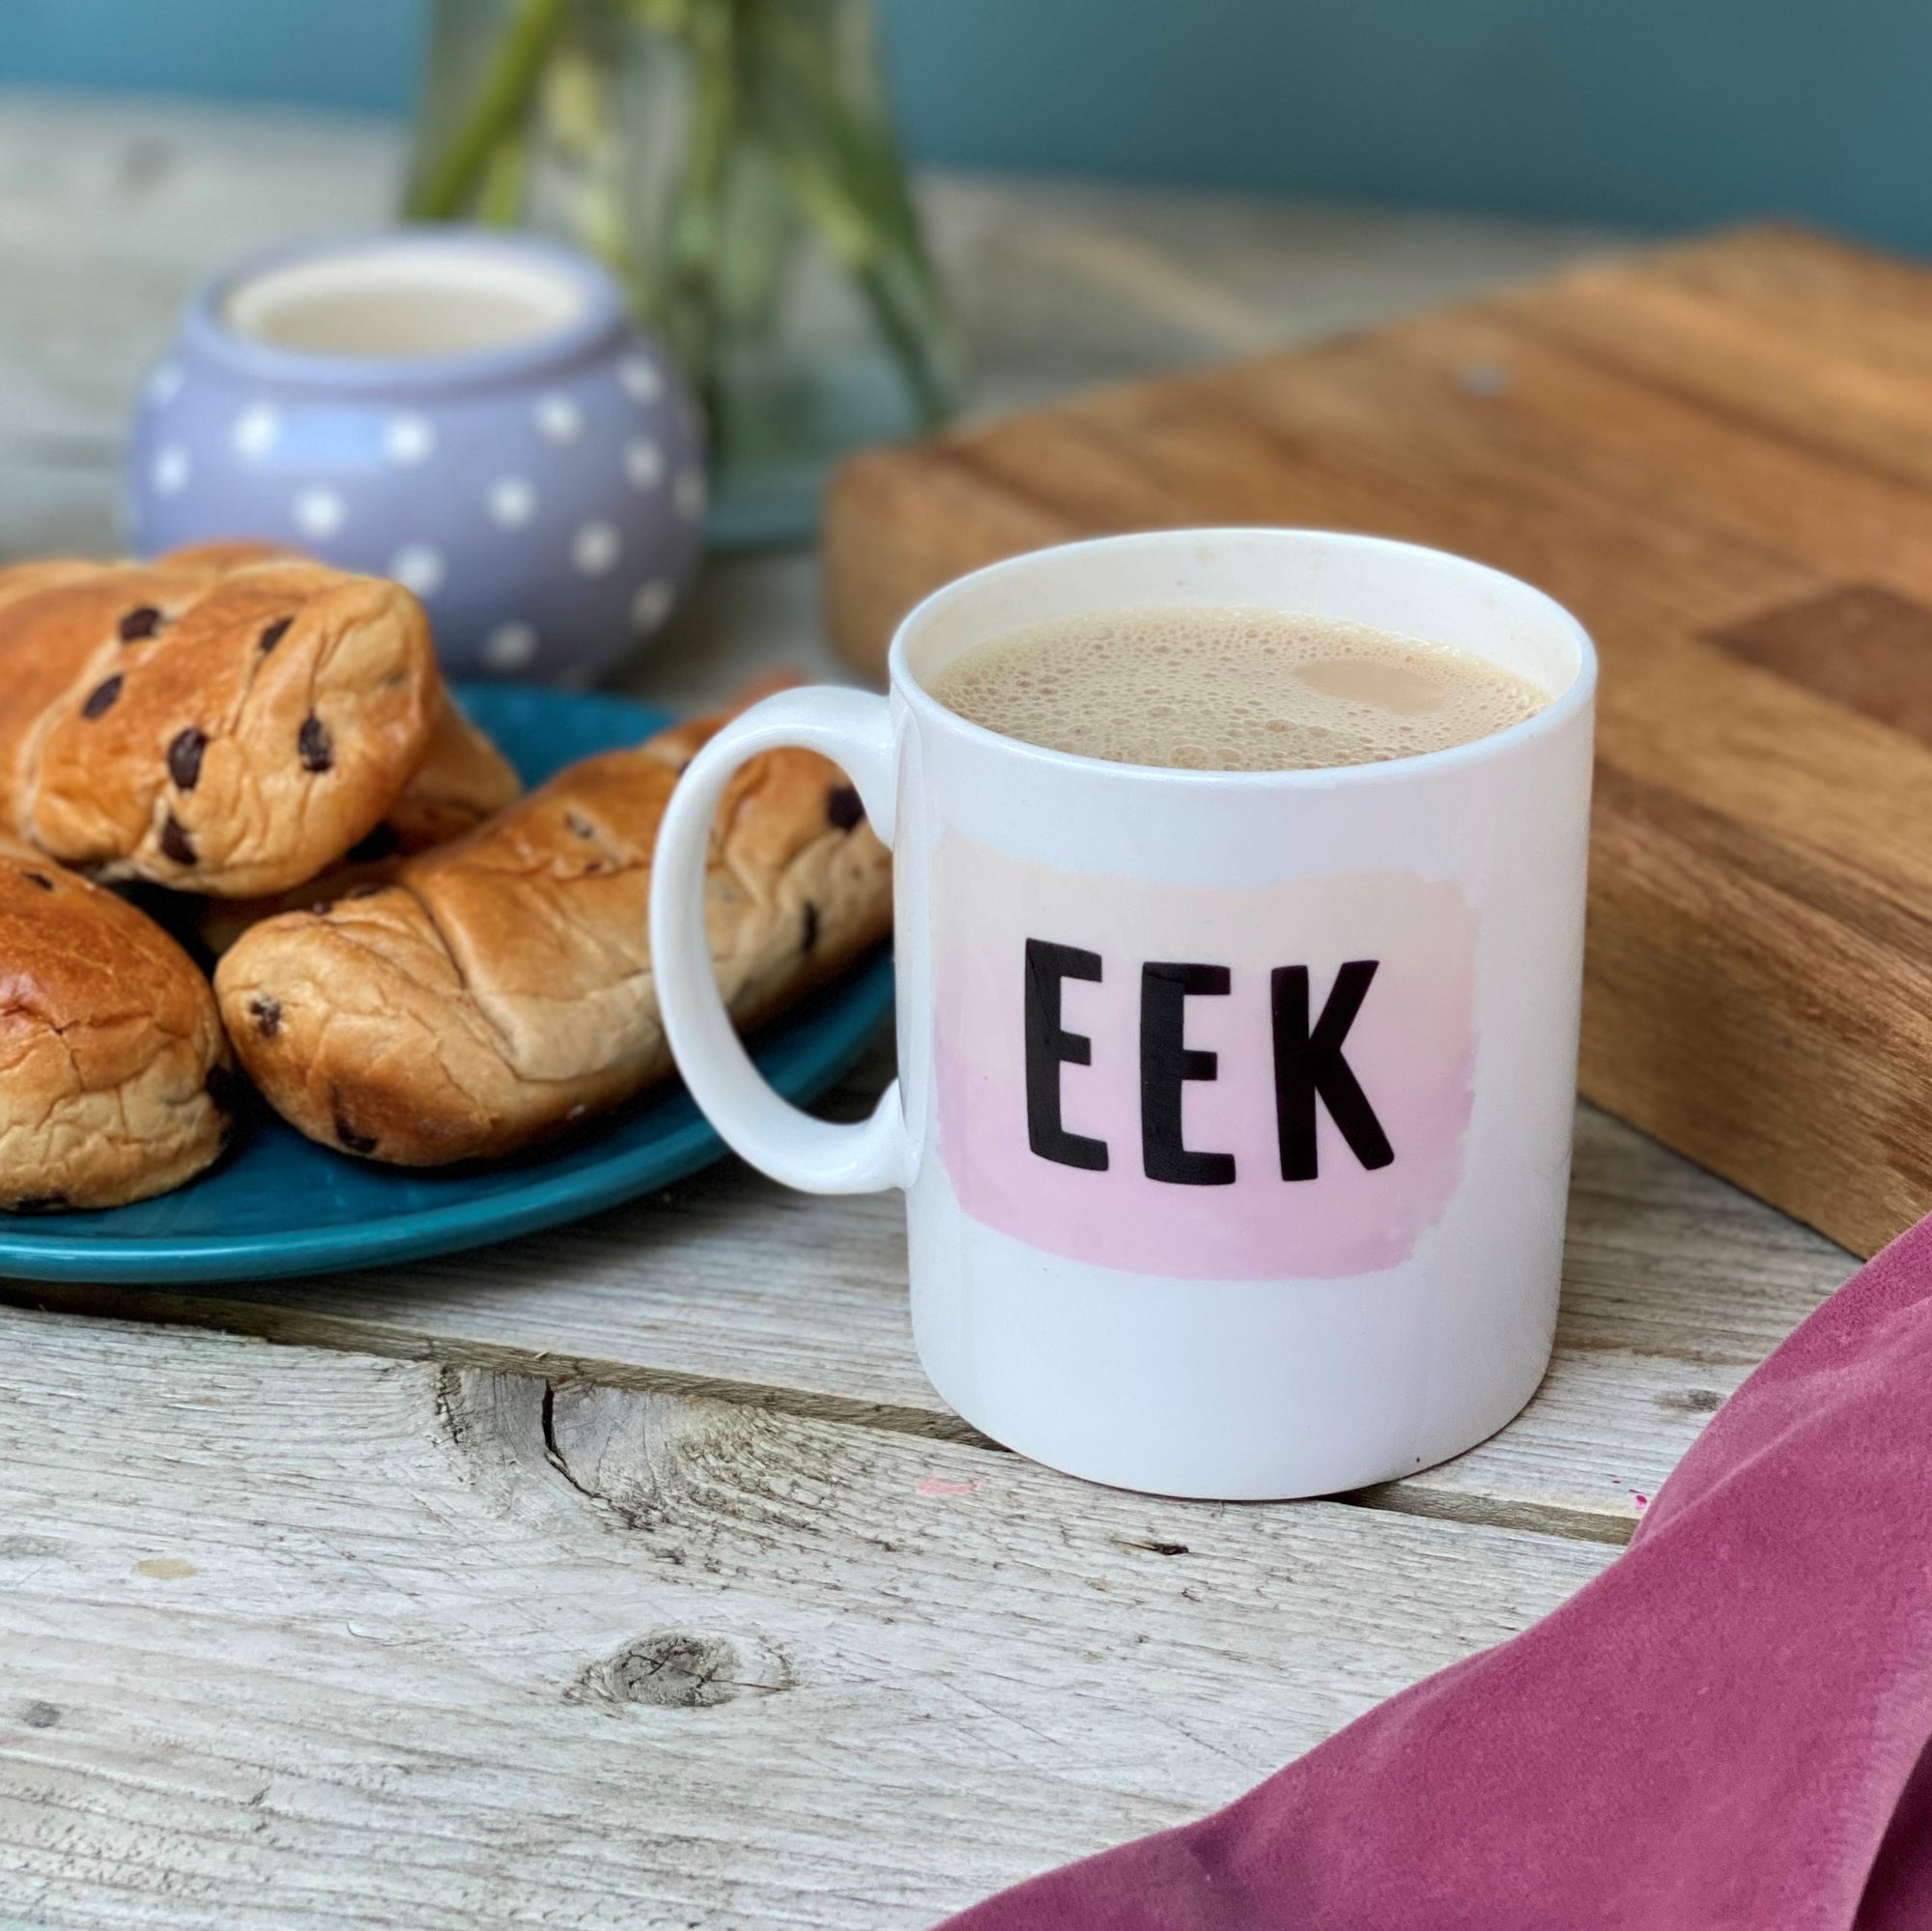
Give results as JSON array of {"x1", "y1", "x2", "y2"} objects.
[
  {"x1": 0, "y1": 558, "x2": 439, "y2": 896},
  {"x1": 214, "y1": 701, "x2": 891, "y2": 1165},
  {"x1": 194, "y1": 693, "x2": 524, "y2": 956}
]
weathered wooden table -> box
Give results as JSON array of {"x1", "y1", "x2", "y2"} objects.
[{"x1": 0, "y1": 97, "x2": 1856, "y2": 1929}]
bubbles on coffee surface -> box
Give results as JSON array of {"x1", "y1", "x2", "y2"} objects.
[{"x1": 927, "y1": 606, "x2": 1551, "y2": 772}]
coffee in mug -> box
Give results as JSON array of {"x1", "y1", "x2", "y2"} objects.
[
  {"x1": 927, "y1": 608, "x2": 1549, "y2": 771},
  {"x1": 650, "y1": 530, "x2": 1596, "y2": 1500}
]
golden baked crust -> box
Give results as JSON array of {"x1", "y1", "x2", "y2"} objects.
[
  {"x1": 1, "y1": 558, "x2": 439, "y2": 896},
  {"x1": 156, "y1": 539, "x2": 292, "y2": 573},
  {"x1": 216, "y1": 705, "x2": 892, "y2": 1165},
  {"x1": 193, "y1": 850, "x2": 404, "y2": 960},
  {"x1": 385, "y1": 694, "x2": 523, "y2": 854},
  {"x1": 0, "y1": 563, "x2": 212, "y2": 834},
  {"x1": 154, "y1": 544, "x2": 521, "y2": 856},
  {"x1": 195, "y1": 694, "x2": 525, "y2": 956},
  {"x1": 0, "y1": 547, "x2": 513, "y2": 910},
  {"x1": 0, "y1": 558, "x2": 104, "y2": 616},
  {"x1": 0, "y1": 837, "x2": 232, "y2": 1210}
]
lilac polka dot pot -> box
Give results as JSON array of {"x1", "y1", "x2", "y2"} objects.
[{"x1": 128, "y1": 228, "x2": 706, "y2": 684}]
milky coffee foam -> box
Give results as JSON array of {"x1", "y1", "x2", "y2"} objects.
[{"x1": 927, "y1": 606, "x2": 1550, "y2": 772}]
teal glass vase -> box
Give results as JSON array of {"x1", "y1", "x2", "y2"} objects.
[{"x1": 407, "y1": 0, "x2": 965, "y2": 546}]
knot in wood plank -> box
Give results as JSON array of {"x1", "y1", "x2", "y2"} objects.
[{"x1": 569, "y1": 1632, "x2": 793, "y2": 1713}]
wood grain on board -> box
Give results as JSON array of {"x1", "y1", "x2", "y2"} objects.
[
  {"x1": 0, "y1": 1304, "x2": 1609, "y2": 1929},
  {"x1": 824, "y1": 224, "x2": 1932, "y2": 1260}
]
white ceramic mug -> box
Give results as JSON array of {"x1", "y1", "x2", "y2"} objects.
[{"x1": 650, "y1": 528, "x2": 1596, "y2": 1499}]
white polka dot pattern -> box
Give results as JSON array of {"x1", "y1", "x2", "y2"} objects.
[
  {"x1": 232, "y1": 404, "x2": 280, "y2": 459},
  {"x1": 390, "y1": 544, "x2": 446, "y2": 597},
  {"x1": 385, "y1": 413, "x2": 437, "y2": 465},
  {"x1": 129, "y1": 301, "x2": 704, "y2": 684},
  {"x1": 573, "y1": 522, "x2": 621, "y2": 576},
  {"x1": 624, "y1": 438, "x2": 666, "y2": 490},
  {"x1": 618, "y1": 355, "x2": 665, "y2": 403},
  {"x1": 292, "y1": 486, "x2": 347, "y2": 540},
  {"x1": 151, "y1": 445, "x2": 192, "y2": 496},
  {"x1": 488, "y1": 476, "x2": 538, "y2": 527},
  {"x1": 537, "y1": 393, "x2": 583, "y2": 442},
  {"x1": 630, "y1": 579, "x2": 675, "y2": 633},
  {"x1": 482, "y1": 621, "x2": 539, "y2": 670}
]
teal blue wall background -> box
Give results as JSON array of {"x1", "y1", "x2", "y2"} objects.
[
  {"x1": 10, "y1": 0, "x2": 1932, "y2": 250},
  {"x1": 6, "y1": 0, "x2": 428, "y2": 116}
]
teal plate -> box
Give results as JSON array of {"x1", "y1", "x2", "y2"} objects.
[{"x1": 0, "y1": 683, "x2": 893, "y2": 1285}]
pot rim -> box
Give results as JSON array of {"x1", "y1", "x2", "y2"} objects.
[{"x1": 182, "y1": 226, "x2": 639, "y2": 397}]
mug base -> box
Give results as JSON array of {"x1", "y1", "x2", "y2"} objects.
[
  {"x1": 921, "y1": 1349, "x2": 1550, "y2": 1502},
  {"x1": 907, "y1": 1185, "x2": 1561, "y2": 1502}
]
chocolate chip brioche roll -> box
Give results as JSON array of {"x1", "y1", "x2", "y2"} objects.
[
  {"x1": 153, "y1": 540, "x2": 522, "y2": 855},
  {"x1": 0, "y1": 557, "x2": 439, "y2": 896},
  {"x1": 0, "y1": 838, "x2": 233, "y2": 1210},
  {"x1": 215, "y1": 704, "x2": 892, "y2": 1165},
  {"x1": 195, "y1": 693, "x2": 524, "y2": 957},
  {"x1": 382, "y1": 692, "x2": 523, "y2": 855}
]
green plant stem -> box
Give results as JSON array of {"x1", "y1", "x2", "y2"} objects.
[
  {"x1": 860, "y1": 264, "x2": 957, "y2": 427},
  {"x1": 477, "y1": 127, "x2": 530, "y2": 224},
  {"x1": 770, "y1": 136, "x2": 954, "y2": 424},
  {"x1": 660, "y1": 0, "x2": 741, "y2": 406},
  {"x1": 408, "y1": 0, "x2": 572, "y2": 220},
  {"x1": 412, "y1": 0, "x2": 962, "y2": 431},
  {"x1": 760, "y1": 8, "x2": 925, "y2": 261},
  {"x1": 753, "y1": 12, "x2": 960, "y2": 423}
]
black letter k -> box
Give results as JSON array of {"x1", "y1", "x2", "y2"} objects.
[{"x1": 1271, "y1": 961, "x2": 1395, "y2": 1181}]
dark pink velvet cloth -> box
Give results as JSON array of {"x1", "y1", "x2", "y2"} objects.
[{"x1": 945, "y1": 1212, "x2": 1932, "y2": 1930}]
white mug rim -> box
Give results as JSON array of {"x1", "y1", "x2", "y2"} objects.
[{"x1": 887, "y1": 526, "x2": 1598, "y2": 791}]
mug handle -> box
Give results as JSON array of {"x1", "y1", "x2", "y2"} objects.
[{"x1": 648, "y1": 686, "x2": 909, "y2": 1194}]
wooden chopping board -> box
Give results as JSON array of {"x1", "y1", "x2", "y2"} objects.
[{"x1": 824, "y1": 224, "x2": 1932, "y2": 1260}]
